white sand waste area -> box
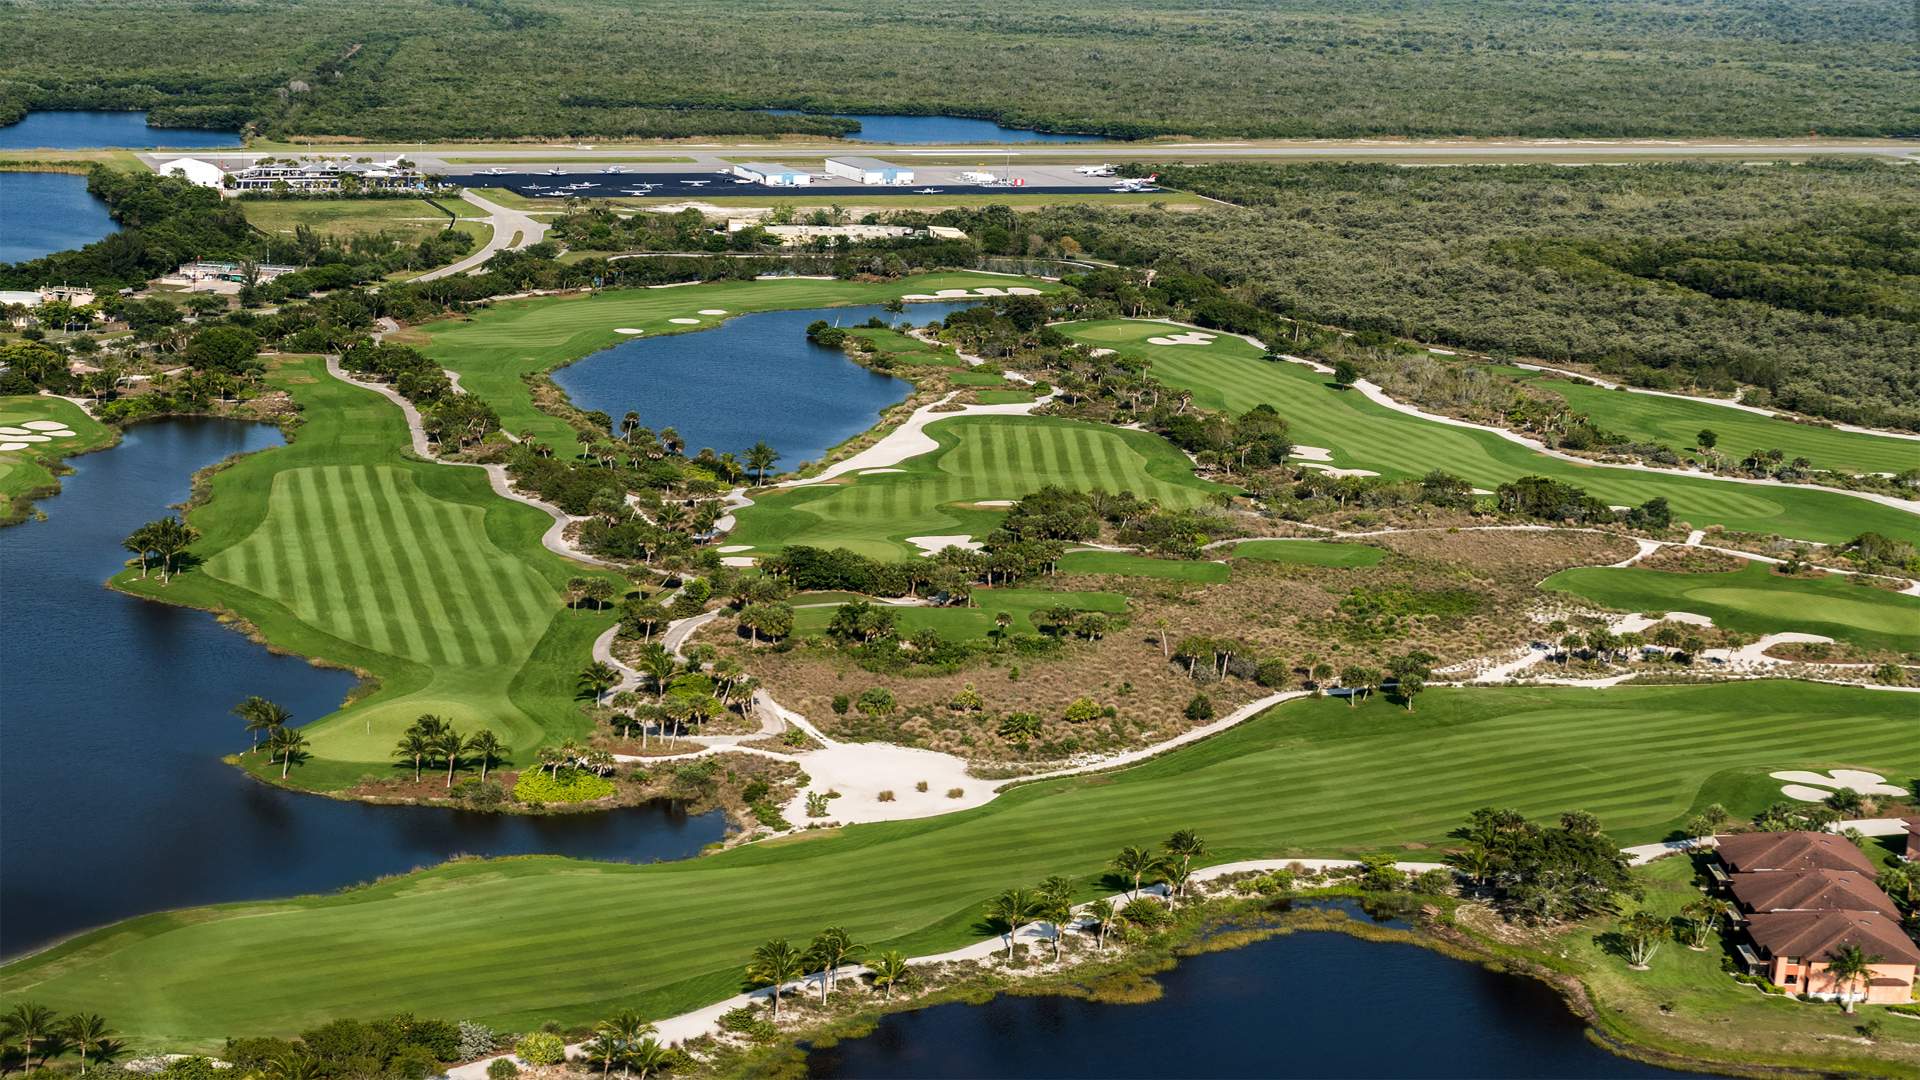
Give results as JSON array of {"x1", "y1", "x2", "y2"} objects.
[
  {"x1": 907, "y1": 535, "x2": 984, "y2": 557},
  {"x1": 1146, "y1": 331, "x2": 1217, "y2": 346}
]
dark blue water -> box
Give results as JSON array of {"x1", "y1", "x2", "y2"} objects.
[
  {"x1": 0, "y1": 419, "x2": 723, "y2": 958},
  {"x1": 0, "y1": 173, "x2": 120, "y2": 263},
  {"x1": 553, "y1": 302, "x2": 974, "y2": 468},
  {"x1": 766, "y1": 110, "x2": 1105, "y2": 144},
  {"x1": 807, "y1": 929, "x2": 1706, "y2": 1078},
  {"x1": 0, "y1": 110, "x2": 241, "y2": 149}
]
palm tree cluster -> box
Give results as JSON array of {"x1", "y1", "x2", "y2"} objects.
[
  {"x1": 613, "y1": 644, "x2": 754, "y2": 747},
  {"x1": 121, "y1": 515, "x2": 198, "y2": 583},
  {"x1": 1, "y1": 1003, "x2": 120, "y2": 1075},
  {"x1": 534, "y1": 740, "x2": 615, "y2": 779},
  {"x1": 584, "y1": 1010, "x2": 676, "y2": 1079},
  {"x1": 1109, "y1": 830, "x2": 1210, "y2": 903},
  {"x1": 391, "y1": 714, "x2": 508, "y2": 787},
  {"x1": 234, "y1": 696, "x2": 308, "y2": 778},
  {"x1": 744, "y1": 928, "x2": 909, "y2": 1022}
]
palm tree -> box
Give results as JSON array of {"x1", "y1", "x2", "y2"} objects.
[
  {"x1": 621, "y1": 411, "x2": 642, "y2": 442},
  {"x1": 627, "y1": 1039, "x2": 673, "y2": 1080},
  {"x1": 868, "y1": 950, "x2": 910, "y2": 1001},
  {"x1": 1825, "y1": 944, "x2": 1879, "y2": 1014},
  {"x1": 434, "y1": 725, "x2": 464, "y2": 787},
  {"x1": 233, "y1": 696, "x2": 283, "y2": 754},
  {"x1": 591, "y1": 1010, "x2": 655, "y2": 1078},
  {"x1": 745, "y1": 441, "x2": 780, "y2": 485},
  {"x1": 464, "y1": 729, "x2": 507, "y2": 783},
  {"x1": 746, "y1": 938, "x2": 807, "y2": 1022},
  {"x1": 805, "y1": 926, "x2": 864, "y2": 1002},
  {"x1": 57, "y1": 1014, "x2": 117, "y2": 1075},
  {"x1": 1083, "y1": 898, "x2": 1118, "y2": 951},
  {"x1": 143, "y1": 515, "x2": 198, "y2": 583},
  {"x1": 1163, "y1": 830, "x2": 1207, "y2": 897},
  {"x1": 2, "y1": 1003, "x2": 56, "y2": 1074},
  {"x1": 1877, "y1": 861, "x2": 1920, "y2": 914},
  {"x1": 394, "y1": 729, "x2": 432, "y2": 782},
  {"x1": 640, "y1": 646, "x2": 678, "y2": 703},
  {"x1": 985, "y1": 888, "x2": 1041, "y2": 961},
  {"x1": 1619, "y1": 911, "x2": 1669, "y2": 969},
  {"x1": 1042, "y1": 894, "x2": 1076, "y2": 962},
  {"x1": 579, "y1": 661, "x2": 619, "y2": 704},
  {"x1": 1678, "y1": 897, "x2": 1733, "y2": 950},
  {"x1": 264, "y1": 1050, "x2": 325, "y2": 1080},
  {"x1": 268, "y1": 726, "x2": 309, "y2": 779},
  {"x1": 1110, "y1": 846, "x2": 1158, "y2": 900},
  {"x1": 122, "y1": 523, "x2": 155, "y2": 578}
]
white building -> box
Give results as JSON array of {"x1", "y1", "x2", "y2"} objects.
[
  {"x1": 230, "y1": 158, "x2": 429, "y2": 193},
  {"x1": 731, "y1": 162, "x2": 812, "y2": 187},
  {"x1": 823, "y1": 156, "x2": 914, "y2": 186},
  {"x1": 154, "y1": 157, "x2": 226, "y2": 189}
]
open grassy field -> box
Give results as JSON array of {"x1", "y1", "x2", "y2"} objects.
[
  {"x1": 1055, "y1": 550, "x2": 1230, "y2": 582},
  {"x1": 1062, "y1": 320, "x2": 1920, "y2": 547},
  {"x1": 1543, "y1": 561, "x2": 1920, "y2": 653},
  {"x1": 5, "y1": 679, "x2": 1911, "y2": 1048},
  {"x1": 792, "y1": 587, "x2": 1127, "y2": 639},
  {"x1": 728, "y1": 414, "x2": 1227, "y2": 561},
  {"x1": 1229, "y1": 539, "x2": 1387, "y2": 568},
  {"x1": 239, "y1": 197, "x2": 486, "y2": 241},
  {"x1": 412, "y1": 273, "x2": 1053, "y2": 448},
  {"x1": 112, "y1": 356, "x2": 613, "y2": 789},
  {"x1": 0, "y1": 395, "x2": 114, "y2": 524},
  {"x1": 1503, "y1": 367, "x2": 1920, "y2": 477}
]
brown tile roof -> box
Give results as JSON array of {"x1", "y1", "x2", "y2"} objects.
[
  {"x1": 1746, "y1": 909, "x2": 1920, "y2": 966},
  {"x1": 1729, "y1": 870, "x2": 1899, "y2": 918},
  {"x1": 1714, "y1": 831, "x2": 1877, "y2": 876}
]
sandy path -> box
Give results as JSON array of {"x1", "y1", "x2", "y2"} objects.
[
  {"x1": 415, "y1": 189, "x2": 548, "y2": 282},
  {"x1": 786, "y1": 389, "x2": 1056, "y2": 487}
]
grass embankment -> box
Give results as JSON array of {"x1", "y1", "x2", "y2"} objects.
[
  {"x1": 239, "y1": 198, "x2": 491, "y2": 248},
  {"x1": 0, "y1": 395, "x2": 116, "y2": 524},
  {"x1": 411, "y1": 273, "x2": 1054, "y2": 449},
  {"x1": 1504, "y1": 367, "x2": 1920, "y2": 477},
  {"x1": 1060, "y1": 320, "x2": 1920, "y2": 547},
  {"x1": 1230, "y1": 539, "x2": 1387, "y2": 567},
  {"x1": 1544, "y1": 561, "x2": 1920, "y2": 653},
  {"x1": 4, "y1": 680, "x2": 1912, "y2": 1048},
  {"x1": 792, "y1": 587, "x2": 1127, "y2": 639},
  {"x1": 728, "y1": 415, "x2": 1228, "y2": 561},
  {"x1": 1052, "y1": 541, "x2": 1385, "y2": 580},
  {"x1": 110, "y1": 355, "x2": 616, "y2": 789}
]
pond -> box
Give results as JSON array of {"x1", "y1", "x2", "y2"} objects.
[
  {"x1": 0, "y1": 110, "x2": 242, "y2": 149},
  {"x1": 0, "y1": 172, "x2": 120, "y2": 263},
  {"x1": 764, "y1": 110, "x2": 1106, "y2": 144},
  {"x1": 805, "y1": 927, "x2": 1709, "y2": 1078},
  {"x1": 552, "y1": 302, "x2": 976, "y2": 469},
  {"x1": 0, "y1": 418, "x2": 724, "y2": 959}
]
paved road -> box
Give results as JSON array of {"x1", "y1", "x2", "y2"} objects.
[{"x1": 414, "y1": 188, "x2": 548, "y2": 281}]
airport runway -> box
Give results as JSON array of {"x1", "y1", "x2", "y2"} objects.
[{"x1": 437, "y1": 172, "x2": 1148, "y2": 199}]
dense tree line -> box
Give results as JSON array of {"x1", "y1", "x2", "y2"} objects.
[
  {"x1": 0, "y1": 167, "x2": 255, "y2": 291},
  {"x1": 3, "y1": 0, "x2": 1914, "y2": 141}
]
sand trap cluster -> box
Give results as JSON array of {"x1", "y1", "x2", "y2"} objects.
[
  {"x1": 1146, "y1": 331, "x2": 1217, "y2": 346},
  {"x1": 907, "y1": 534, "x2": 984, "y2": 557},
  {"x1": 614, "y1": 327, "x2": 645, "y2": 335},
  {"x1": 1771, "y1": 769, "x2": 1908, "y2": 804},
  {"x1": 668, "y1": 317, "x2": 701, "y2": 325},
  {"x1": 0, "y1": 420, "x2": 78, "y2": 452},
  {"x1": 900, "y1": 286, "x2": 1043, "y2": 301}
]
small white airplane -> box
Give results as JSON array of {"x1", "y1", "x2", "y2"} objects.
[
  {"x1": 1110, "y1": 173, "x2": 1159, "y2": 192},
  {"x1": 1074, "y1": 164, "x2": 1116, "y2": 176},
  {"x1": 481, "y1": 166, "x2": 508, "y2": 176},
  {"x1": 733, "y1": 177, "x2": 757, "y2": 185},
  {"x1": 683, "y1": 179, "x2": 710, "y2": 187},
  {"x1": 525, "y1": 183, "x2": 549, "y2": 191},
  {"x1": 543, "y1": 167, "x2": 566, "y2": 176},
  {"x1": 915, "y1": 187, "x2": 942, "y2": 194},
  {"x1": 603, "y1": 165, "x2": 626, "y2": 174}
]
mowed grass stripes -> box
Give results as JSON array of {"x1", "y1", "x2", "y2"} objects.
[
  {"x1": 8, "y1": 680, "x2": 1911, "y2": 1048},
  {"x1": 1060, "y1": 320, "x2": 1920, "y2": 546},
  {"x1": 730, "y1": 415, "x2": 1226, "y2": 560}
]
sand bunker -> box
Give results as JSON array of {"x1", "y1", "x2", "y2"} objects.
[
  {"x1": 900, "y1": 293, "x2": 935, "y2": 301},
  {"x1": 22, "y1": 421, "x2": 68, "y2": 431},
  {"x1": 698, "y1": 308, "x2": 728, "y2": 315},
  {"x1": 907, "y1": 534, "x2": 984, "y2": 557},
  {"x1": 717, "y1": 545, "x2": 752, "y2": 553},
  {"x1": 1296, "y1": 462, "x2": 1380, "y2": 478},
  {"x1": 0, "y1": 443, "x2": 27, "y2": 452},
  {"x1": 1772, "y1": 770, "x2": 1908, "y2": 804},
  {"x1": 1006, "y1": 287, "x2": 1041, "y2": 296},
  {"x1": 1146, "y1": 331, "x2": 1218, "y2": 347},
  {"x1": 934, "y1": 289, "x2": 974, "y2": 298},
  {"x1": 971, "y1": 499, "x2": 1016, "y2": 507},
  {"x1": 614, "y1": 327, "x2": 644, "y2": 335},
  {"x1": 858, "y1": 468, "x2": 905, "y2": 475},
  {"x1": 668, "y1": 318, "x2": 701, "y2": 325},
  {"x1": 1291, "y1": 445, "x2": 1334, "y2": 462},
  {"x1": 720, "y1": 556, "x2": 758, "y2": 567},
  {"x1": 2, "y1": 434, "x2": 51, "y2": 443}
]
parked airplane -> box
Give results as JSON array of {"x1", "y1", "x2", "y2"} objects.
[
  {"x1": 543, "y1": 167, "x2": 566, "y2": 176},
  {"x1": 683, "y1": 180, "x2": 710, "y2": 187},
  {"x1": 603, "y1": 165, "x2": 626, "y2": 174},
  {"x1": 915, "y1": 187, "x2": 943, "y2": 194},
  {"x1": 481, "y1": 166, "x2": 508, "y2": 175},
  {"x1": 1110, "y1": 173, "x2": 1159, "y2": 192},
  {"x1": 1075, "y1": 164, "x2": 1116, "y2": 176}
]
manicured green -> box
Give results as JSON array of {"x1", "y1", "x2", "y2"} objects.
[
  {"x1": 1229, "y1": 539, "x2": 1387, "y2": 568},
  {"x1": 6, "y1": 680, "x2": 1911, "y2": 1049},
  {"x1": 791, "y1": 587, "x2": 1127, "y2": 639},
  {"x1": 1062, "y1": 320, "x2": 1920, "y2": 546},
  {"x1": 415, "y1": 274, "x2": 1052, "y2": 448},
  {"x1": 0, "y1": 395, "x2": 114, "y2": 523},
  {"x1": 972, "y1": 389, "x2": 1035, "y2": 405},
  {"x1": 1544, "y1": 561, "x2": 1920, "y2": 653},
  {"x1": 729, "y1": 414, "x2": 1228, "y2": 561},
  {"x1": 113, "y1": 356, "x2": 613, "y2": 787},
  {"x1": 1505, "y1": 368, "x2": 1920, "y2": 477},
  {"x1": 1055, "y1": 550, "x2": 1231, "y2": 582}
]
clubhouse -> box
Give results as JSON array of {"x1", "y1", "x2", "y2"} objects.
[{"x1": 1714, "y1": 831, "x2": 1920, "y2": 1004}]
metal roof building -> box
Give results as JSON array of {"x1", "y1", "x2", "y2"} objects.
[{"x1": 823, "y1": 156, "x2": 914, "y2": 185}]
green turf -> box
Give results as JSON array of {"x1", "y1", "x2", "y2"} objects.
[
  {"x1": 0, "y1": 395, "x2": 115, "y2": 523},
  {"x1": 791, "y1": 588, "x2": 1127, "y2": 639},
  {"x1": 111, "y1": 356, "x2": 614, "y2": 783},
  {"x1": 947, "y1": 369, "x2": 1008, "y2": 386},
  {"x1": 415, "y1": 274, "x2": 1053, "y2": 448},
  {"x1": 1061, "y1": 320, "x2": 1920, "y2": 546},
  {"x1": 1055, "y1": 550, "x2": 1231, "y2": 582},
  {"x1": 972, "y1": 389, "x2": 1035, "y2": 405},
  {"x1": 1229, "y1": 539, "x2": 1388, "y2": 567},
  {"x1": 7, "y1": 680, "x2": 1911, "y2": 1049},
  {"x1": 728, "y1": 414, "x2": 1229, "y2": 561},
  {"x1": 845, "y1": 326, "x2": 964, "y2": 369},
  {"x1": 1543, "y1": 561, "x2": 1920, "y2": 653},
  {"x1": 1503, "y1": 368, "x2": 1920, "y2": 477},
  {"x1": 240, "y1": 198, "x2": 483, "y2": 240}
]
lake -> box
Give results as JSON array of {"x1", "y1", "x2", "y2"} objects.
[
  {"x1": 0, "y1": 110, "x2": 241, "y2": 149},
  {"x1": 0, "y1": 172, "x2": 120, "y2": 263},
  {"x1": 806, "y1": 926, "x2": 1707, "y2": 1078},
  {"x1": 765, "y1": 110, "x2": 1105, "y2": 144},
  {"x1": 552, "y1": 302, "x2": 975, "y2": 469},
  {"x1": 0, "y1": 418, "x2": 724, "y2": 958}
]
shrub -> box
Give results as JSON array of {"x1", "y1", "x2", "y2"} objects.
[
  {"x1": 946, "y1": 787, "x2": 965, "y2": 798},
  {"x1": 856, "y1": 687, "x2": 896, "y2": 716},
  {"x1": 453, "y1": 779, "x2": 506, "y2": 808},
  {"x1": 806, "y1": 791, "x2": 831, "y2": 817},
  {"x1": 1254, "y1": 657, "x2": 1292, "y2": 688},
  {"x1": 717, "y1": 1006, "x2": 779, "y2": 1042},
  {"x1": 512, "y1": 768, "x2": 615, "y2": 805},
  {"x1": 877, "y1": 790, "x2": 895, "y2": 802},
  {"x1": 458, "y1": 1021, "x2": 501, "y2": 1060},
  {"x1": 1062, "y1": 697, "x2": 1104, "y2": 723},
  {"x1": 1184, "y1": 693, "x2": 1215, "y2": 721},
  {"x1": 949, "y1": 684, "x2": 984, "y2": 711},
  {"x1": 830, "y1": 693, "x2": 851, "y2": 715},
  {"x1": 487, "y1": 1059, "x2": 519, "y2": 1080},
  {"x1": 915, "y1": 780, "x2": 929, "y2": 792},
  {"x1": 751, "y1": 801, "x2": 791, "y2": 830},
  {"x1": 514, "y1": 1032, "x2": 565, "y2": 1067},
  {"x1": 741, "y1": 779, "x2": 770, "y2": 803},
  {"x1": 1413, "y1": 868, "x2": 1456, "y2": 896}
]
